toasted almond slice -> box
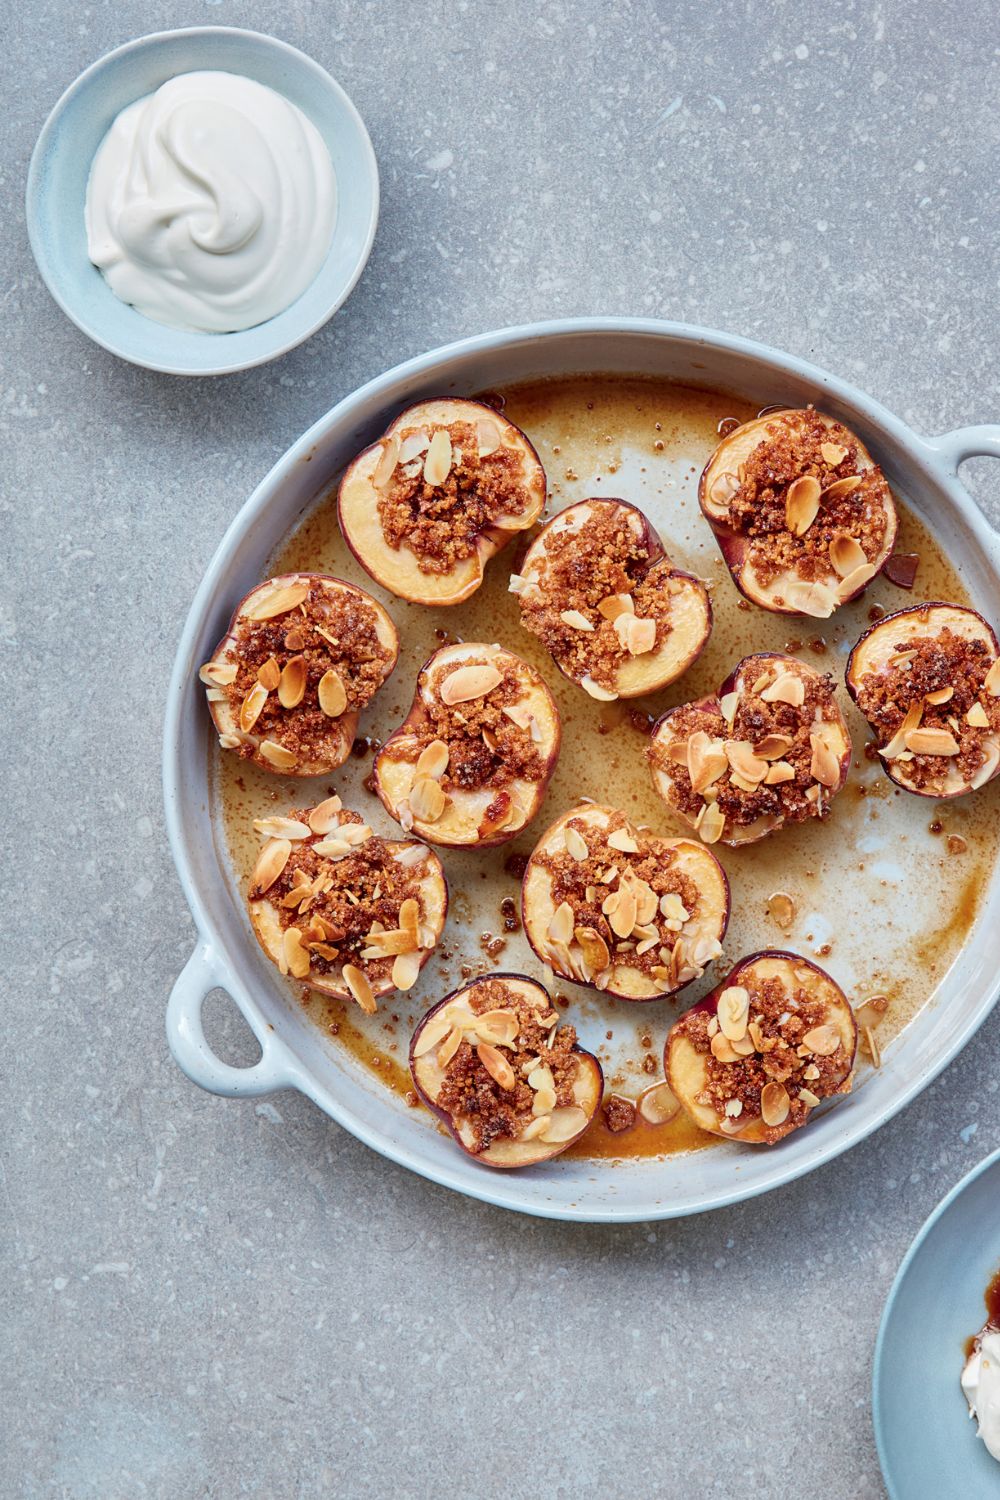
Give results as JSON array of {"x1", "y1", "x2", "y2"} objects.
[
  {"x1": 363, "y1": 927, "x2": 415, "y2": 957},
  {"x1": 256, "y1": 658, "x2": 281, "y2": 691},
  {"x1": 398, "y1": 431, "x2": 430, "y2": 466},
  {"x1": 659, "y1": 891, "x2": 689, "y2": 924},
  {"x1": 625, "y1": 616, "x2": 657, "y2": 656},
  {"x1": 564, "y1": 825, "x2": 589, "y2": 861},
  {"x1": 539, "y1": 1105, "x2": 588, "y2": 1143},
  {"x1": 307, "y1": 795, "x2": 343, "y2": 834},
  {"x1": 412, "y1": 1013, "x2": 453, "y2": 1057},
  {"x1": 717, "y1": 985, "x2": 750, "y2": 1041},
  {"x1": 986, "y1": 659, "x2": 1000, "y2": 697},
  {"x1": 575, "y1": 926, "x2": 610, "y2": 976},
  {"x1": 718, "y1": 690, "x2": 740, "y2": 725},
  {"x1": 725, "y1": 740, "x2": 768, "y2": 784},
  {"x1": 475, "y1": 1009, "x2": 520, "y2": 1047},
  {"x1": 967, "y1": 701, "x2": 991, "y2": 728},
  {"x1": 253, "y1": 817, "x2": 311, "y2": 841},
  {"x1": 440, "y1": 663, "x2": 502, "y2": 705},
  {"x1": 710, "y1": 471, "x2": 740, "y2": 506},
  {"x1": 821, "y1": 441, "x2": 848, "y2": 466},
  {"x1": 240, "y1": 681, "x2": 269, "y2": 733},
  {"x1": 423, "y1": 428, "x2": 453, "y2": 486},
  {"x1": 246, "y1": 581, "x2": 311, "y2": 621},
  {"x1": 638, "y1": 1082, "x2": 680, "y2": 1125},
  {"x1": 259, "y1": 739, "x2": 297, "y2": 769},
  {"x1": 283, "y1": 926, "x2": 311, "y2": 980},
  {"x1": 753, "y1": 733, "x2": 794, "y2": 760},
  {"x1": 373, "y1": 435, "x2": 400, "y2": 490},
  {"x1": 342, "y1": 963, "x2": 377, "y2": 1015},
  {"x1": 396, "y1": 898, "x2": 420, "y2": 943},
  {"x1": 508, "y1": 571, "x2": 539, "y2": 597},
  {"x1": 415, "y1": 739, "x2": 449, "y2": 780},
  {"x1": 520, "y1": 1114, "x2": 551, "y2": 1141},
  {"x1": 477, "y1": 1042, "x2": 516, "y2": 1090},
  {"x1": 560, "y1": 609, "x2": 595, "y2": 631},
  {"x1": 250, "y1": 838, "x2": 292, "y2": 894},
  {"x1": 760, "y1": 1081, "x2": 790, "y2": 1128},
  {"x1": 810, "y1": 733, "x2": 842, "y2": 787},
  {"x1": 436, "y1": 1026, "x2": 463, "y2": 1068},
  {"x1": 785, "y1": 580, "x2": 839, "y2": 618},
  {"x1": 609, "y1": 883, "x2": 637, "y2": 939},
  {"x1": 829, "y1": 534, "x2": 868, "y2": 578},
  {"x1": 688, "y1": 730, "x2": 729, "y2": 794},
  {"x1": 317, "y1": 669, "x2": 347, "y2": 718},
  {"x1": 904, "y1": 727, "x2": 961, "y2": 756},
  {"x1": 278, "y1": 655, "x2": 307, "y2": 709},
  {"x1": 882, "y1": 700, "x2": 924, "y2": 759},
  {"x1": 836, "y1": 562, "x2": 877, "y2": 601},
  {"x1": 580, "y1": 674, "x2": 618, "y2": 701},
  {"x1": 391, "y1": 950, "x2": 422, "y2": 991},
  {"x1": 785, "y1": 475, "x2": 822, "y2": 536},
  {"x1": 200, "y1": 660, "x2": 238, "y2": 687},
  {"x1": 597, "y1": 593, "x2": 634, "y2": 621},
  {"x1": 802, "y1": 1023, "x2": 840, "y2": 1056},
  {"x1": 607, "y1": 827, "x2": 639, "y2": 853},
  {"x1": 822, "y1": 475, "x2": 863, "y2": 501},
  {"x1": 925, "y1": 686, "x2": 954, "y2": 706},
  {"x1": 710, "y1": 1031, "x2": 740, "y2": 1063},
  {"x1": 761, "y1": 672, "x2": 805, "y2": 708},
  {"x1": 409, "y1": 776, "x2": 447, "y2": 823},
  {"x1": 799, "y1": 1087, "x2": 822, "y2": 1108},
  {"x1": 547, "y1": 901, "x2": 575, "y2": 947},
  {"x1": 695, "y1": 800, "x2": 725, "y2": 844},
  {"x1": 767, "y1": 891, "x2": 796, "y2": 930},
  {"x1": 476, "y1": 418, "x2": 502, "y2": 458}
]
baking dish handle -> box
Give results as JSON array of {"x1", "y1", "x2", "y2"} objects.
[
  {"x1": 921, "y1": 425, "x2": 1000, "y2": 475},
  {"x1": 166, "y1": 942, "x2": 299, "y2": 1098}
]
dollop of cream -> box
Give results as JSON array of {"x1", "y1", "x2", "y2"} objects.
[
  {"x1": 85, "y1": 71, "x2": 337, "y2": 333},
  {"x1": 962, "y1": 1330, "x2": 1000, "y2": 1463}
]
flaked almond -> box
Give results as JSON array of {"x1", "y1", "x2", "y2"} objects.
[
  {"x1": 548, "y1": 901, "x2": 575, "y2": 946},
  {"x1": 317, "y1": 669, "x2": 347, "y2": 718},
  {"x1": 253, "y1": 817, "x2": 311, "y2": 841},
  {"x1": 342, "y1": 963, "x2": 377, "y2": 1015},
  {"x1": 709, "y1": 471, "x2": 740, "y2": 506},
  {"x1": 822, "y1": 475, "x2": 863, "y2": 501},
  {"x1": 904, "y1": 727, "x2": 961, "y2": 756},
  {"x1": 477, "y1": 1042, "x2": 516, "y2": 1090},
  {"x1": 821, "y1": 441, "x2": 847, "y2": 466},
  {"x1": 560, "y1": 609, "x2": 594, "y2": 631},
  {"x1": 767, "y1": 891, "x2": 796, "y2": 931},
  {"x1": 607, "y1": 826, "x2": 639, "y2": 853},
  {"x1": 829, "y1": 533, "x2": 868, "y2": 579},
  {"x1": 423, "y1": 428, "x2": 453, "y2": 486},
  {"x1": 763, "y1": 760, "x2": 793, "y2": 783},
  {"x1": 925, "y1": 686, "x2": 954, "y2": 706},
  {"x1": 440, "y1": 663, "x2": 502, "y2": 705},
  {"x1": 508, "y1": 571, "x2": 539, "y2": 597},
  {"x1": 810, "y1": 733, "x2": 842, "y2": 787},
  {"x1": 836, "y1": 562, "x2": 877, "y2": 601},
  {"x1": 597, "y1": 592, "x2": 634, "y2": 621},
  {"x1": 985, "y1": 659, "x2": 1000, "y2": 697},
  {"x1": 760, "y1": 1081, "x2": 790, "y2": 1127},
  {"x1": 362, "y1": 927, "x2": 416, "y2": 957},
  {"x1": 717, "y1": 985, "x2": 750, "y2": 1041},
  {"x1": 799, "y1": 1087, "x2": 822, "y2": 1108},
  {"x1": 477, "y1": 418, "x2": 502, "y2": 458},
  {"x1": 250, "y1": 837, "x2": 292, "y2": 894},
  {"x1": 391, "y1": 950, "x2": 422, "y2": 991},
  {"x1": 695, "y1": 800, "x2": 725, "y2": 844},
  {"x1": 882, "y1": 700, "x2": 923, "y2": 759},
  {"x1": 307, "y1": 795, "x2": 343, "y2": 834},
  {"x1": 725, "y1": 740, "x2": 768, "y2": 784},
  {"x1": 539, "y1": 1106, "x2": 587, "y2": 1143},
  {"x1": 413, "y1": 1012, "x2": 452, "y2": 1057},
  {"x1": 240, "y1": 681, "x2": 269, "y2": 733},
  {"x1": 785, "y1": 474, "x2": 822, "y2": 536},
  {"x1": 638, "y1": 1082, "x2": 680, "y2": 1125},
  {"x1": 761, "y1": 672, "x2": 805, "y2": 708},
  {"x1": 688, "y1": 730, "x2": 728, "y2": 794},
  {"x1": 753, "y1": 733, "x2": 794, "y2": 760},
  {"x1": 711, "y1": 1031, "x2": 741, "y2": 1063},
  {"x1": 625, "y1": 616, "x2": 657, "y2": 656},
  {"x1": 609, "y1": 883, "x2": 637, "y2": 939},
  {"x1": 259, "y1": 739, "x2": 297, "y2": 770},
  {"x1": 245, "y1": 581, "x2": 310, "y2": 621},
  {"x1": 967, "y1": 701, "x2": 990, "y2": 728},
  {"x1": 436, "y1": 1026, "x2": 463, "y2": 1068},
  {"x1": 416, "y1": 739, "x2": 449, "y2": 780},
  {"x1": 564, "y1": 825, "x2": 589, "y2": 861},
  {"x1": 278, "y1": 655, "x2": 307, "y2": 709},
  {"x1": 283, "y1": 926, "x2": 311, "y2": 980},
  {"x1": 475, "y1": 1009, "x2": 519, "y2": 1047},
  {"x1": 200, "y1": 660, "x2": 238, "y2": 687},
  {"x1": 580, "y1": 674, "x2": 619, "y2": 701},
  {"x1": 520, "y1": 1115, "x2": 551, "y2": 1141},
  {"x1": 409, "y1": 776, "x2": 447, "y2": 822},
  {"x1": 785, "y1": 580, "x2": 839, "y2": 618},
  {"x1": 373, "y1": 435, "x2": 400, "y2": 490},
  {"x1": 719, "y1": 690, "x2": 741, "y2": 725},
  {"x1": 575, "y1": 926, "x2": 610, "y2": 976},
  {"x1": 399, "y1": 429, "x2": 430, "y2": 464},
  {"x1": 802, "y1": 1023, "x2": 840, "y2": 1056},
  {"x1": 257, "y1": 658, "x2": 281, "y2": 691}
]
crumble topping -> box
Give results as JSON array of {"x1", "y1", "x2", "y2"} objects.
[
  {"x1": 854, "y1": 625, "x2": 1000, "y2": 789},
  {"x1": 376, "y1": 419, "x2": 532, "y2": 573},
  {"x1": 419, "y1": 978, "x2": 583, "y2": 1153},
  {"x1": 675, "y1": 970, "x2": 851, "y2": 1142},
  {"x1": 649, "y1": 659, "x2": 845, "y2": 840},
  {"x1": 514, "y1": 503, "x2": 676, "y2": 691},
  {"x1": 712, "y1": 410, "x2": 891, "y2": 598}
]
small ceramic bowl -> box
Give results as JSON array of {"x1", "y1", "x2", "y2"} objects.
[
  {"x1": 26, "y1": 27, "x2": 379, "y2": 376},
  {"x1": 873, "y1": 1147, "x2": 1000, "y2": 1498}
]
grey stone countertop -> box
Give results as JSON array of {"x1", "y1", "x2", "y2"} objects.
[{"x1": 6, "y1": 2, "x2": 999, "y2": 1496}]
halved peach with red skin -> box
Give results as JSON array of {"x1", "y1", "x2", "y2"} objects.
[
  {"x1": 512, "y1": 497, "x2": 712, "y2": 701},
  {"x1": 410, "y1": 973, "x2": 603, "y2": 1168},
  {"x1": 521, "y1": 802, "x2": 729, "y2": 1002},
  {"x1": 247, "y1": 798, "x2": 447, "y2": 1011},
  {"x1": 338, "y1": 398, "x2": 546, "y2": 607},
  {"x1": 700, "y1": 408, "x2": 897, "y2": 618},
  {"x1": 846, "y1": 602, "x2": 1000, "y2": 799},
  {"x1": 648, "y1": 652, "x2": 852, "y2": 847},
  {"x1": 665, "y1": 951, "x2": 857, "y2": 1144},
  {"x1": 200, "y1": 573, "x2": 399, "y2": 776},
  {"x1": 373, "y1": 641, "x2": 561, "y2": 848}
]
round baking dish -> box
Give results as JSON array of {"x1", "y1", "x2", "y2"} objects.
[{"x1": 164, "y1": 318, "x2": 1000, "y2": 1221}]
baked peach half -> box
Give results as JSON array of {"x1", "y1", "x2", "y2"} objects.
[
  {"x1": 338, "y1": 398, "x2": 546, "y2": 606},
  {"x1": 247, "y1": 796, "x2": 447, "y2": 1013},
  {"x1": 512, "y1": 497, "x2": 711, "y2": 700},
  {"x1": 199, "y1": 573, "x2": 398, "y2": 776},
  {"x1": 846, "y1": 603, "x2": 1000, "y2": 798},
  {"x1": 373, "y1": 642, "x2": 560, "y2": 847},
  {"x1": 665, "y1": 951, "x2": 857, "y2": 1144},
  {"x1": 521, "y1": 803, "x2": 729, "y2": 1001},
  {"x1": 648, "y1": 653, "x2": 852, "y2": 846},
  {"x1": 700, "y1": 408, "x2": 897, "y2": 617},
  {"x1": 410, "y1": 973, "x2": 602, "y2": 1168}
]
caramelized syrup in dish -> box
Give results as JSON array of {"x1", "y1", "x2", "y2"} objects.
[{"x1": 216, "y1": 378, "x2": 999, "y2": 1161}]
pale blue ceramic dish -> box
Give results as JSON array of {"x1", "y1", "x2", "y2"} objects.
[
  {"x1": 26, "y1": 27, "x2": 379, "y2": 376},
  {"x1": 873, "y1": 1148, "x2": 1000, "y2": 1498}
]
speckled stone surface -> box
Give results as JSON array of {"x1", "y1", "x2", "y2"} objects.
[{"x1": 6, "y1": 3, "x2": 1000, "y2": 1496}]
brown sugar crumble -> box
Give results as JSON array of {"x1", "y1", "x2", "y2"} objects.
[
  {"x1": 515, "y1": 503, "x2": 676, "y2": 690},
  {"x1": 677, "y1": 973, "x2": 851, "y2": 1142},
  {"x1": 602, "y1": 1095, "x2": 637, "y2": 1133},
  {"x1": 854, "y1": 626, "x2": 1000, "y2": 788},
  {"x1": 376, "y1": 420, "x2": 531, "y2": 573},
  {"x1": 717, "y1": 411, "x2": 891, "y2": 593},
  {"x1": 429, "y1": 979, "x2": 583, "y2": 1152}
]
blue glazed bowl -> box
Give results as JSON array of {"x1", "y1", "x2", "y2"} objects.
[
  {"x1": 26, "y1": 27, "x2": 379, "y2": 375},
  {"x1": 873, "y1": 1148, "x2": 1000, "y2": 1498}
]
